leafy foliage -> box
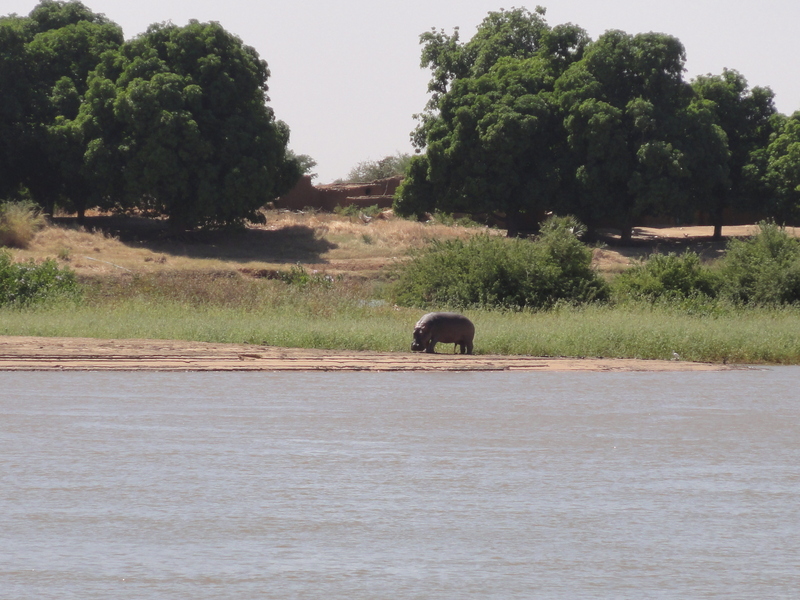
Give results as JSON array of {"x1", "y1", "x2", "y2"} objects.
[
  {"x1": 0, "y1": 1, "x2": 123, "y2": 214},
  {"x1": 690, "y1": 70, "x2": 777, "y2": 238},
  {"x1": 557, "y1": 30, "x2": 695, "y2": 239},
  {"x1": 718, "y1": 221, "x2": 800, "y2": 305},
  {"x1": 333, "y1": 204, "x2": 383, "y2": 218},
  {"x1": 1, "y1": 3, "x2": 301, "y2": 228},
  {"x1": 276, "y1": 264, "x2": 335, "y2": 288},
  {"x1": 287, "y1": 150, "x2": 318, "y2": 180},
  {"x1": 612, "y1": 251, "x2": 719, "y2": 302},
  {"x1": 399, "y1": 8, "x2": 586, "y2": 233},
  {"x1": 402, "y1": 8, "x2": 787, "y2": 238},
  {"x1": 340, "y1": 153, "x2": 412, "y2": 183},
  {"x1": 761, "y1": 113, "x2": 800, "y2": 222},
  {"x1": 77, "y1": 19, "x2": 299, "y2": 229},
  {"x1": 392, "y1": 215, "x2": 607, "y2": 309},
  {"x1": 0, "y1": 250, "x2": 81, "y2": 306},
  {"x1": 611, "y1": 222, "x2": 800, "y2": 307}
]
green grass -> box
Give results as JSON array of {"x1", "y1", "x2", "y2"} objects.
[
  {"x1": 472, "y1": 305, "x2": 800, "y2": 364},
  {"x1": 1, "y1": 273, "x2": 798, "y2": 364},
  {"x1": 0, "y1": 298, "x2": 413, "y2": 351}
]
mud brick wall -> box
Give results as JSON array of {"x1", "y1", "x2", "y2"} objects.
[{"x1": 276, "y1": 176, "x2": 402, "y2": 211}]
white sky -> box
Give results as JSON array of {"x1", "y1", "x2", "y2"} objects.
[{"x1": 6, "y1": 0, "x2": 800, "y2": 183}]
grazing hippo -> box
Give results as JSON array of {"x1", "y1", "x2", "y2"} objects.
[{"x1": 411, "y1": 312, "x2": 475, "y2": 355}]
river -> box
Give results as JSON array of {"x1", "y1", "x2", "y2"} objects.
[{"x1": 2, "y1": 368, "x2": 799, "y2": 599}]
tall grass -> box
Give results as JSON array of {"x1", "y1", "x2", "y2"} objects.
[
  {"x1": 0, "y1": 200, "x2": 47, "y2": 248},
  {"x1": 472, "y1": 304, "x2": 800, "y2": 364},
  {"x1": 0, "y1": 296, "x2": 412, "y2": 352},
  {"x1": 1, "y1": 275, "x2": 799, "y2": 364}
]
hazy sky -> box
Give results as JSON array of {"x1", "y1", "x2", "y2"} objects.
[{"x1": 7, "y1": 0, "x2": 800, "y2": 183}]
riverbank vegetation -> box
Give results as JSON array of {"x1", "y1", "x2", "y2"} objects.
[
  {"x1": 1, "y1": 275, "x2": 798, "y2": 365},
  {"x1": 1, "y1": 211, "x2": 799, "y2": 365}
]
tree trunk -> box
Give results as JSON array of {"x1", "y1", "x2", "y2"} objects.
[
  {"x1": 619, "y1": 223, "x2": 633, "y2": 243},
  {"x1": 505, "y1": 207, "x2": 521, "y2": 238},
  {"x1": 712, "y1": 204, "x2": 724, "y2": 241}
]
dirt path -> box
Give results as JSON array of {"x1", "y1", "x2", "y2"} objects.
[{"x1": 0, "y1": 336, "x2": 736, "y2": 372}]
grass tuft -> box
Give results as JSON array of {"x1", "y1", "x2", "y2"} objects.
[{"x1": 0, "y1": 201, "x2": 47, "y2": 249}]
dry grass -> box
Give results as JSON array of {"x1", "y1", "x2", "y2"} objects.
[
  {"x1": 261, "y1": 210, "x2": 491, "y2": 260},
  {"x1": 0, "y1": 201, "x2": 47, "y2": 249},
  {"x1": 7, "y1": 211, "x2": 789, "y2": 280},
  {"x1": 9, "y1": 210, "x2": 495, "y2": 278}
]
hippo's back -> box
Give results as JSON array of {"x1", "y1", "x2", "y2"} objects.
[{"x1": 418, "y1": 312, "x2": 475, "y2": 340}]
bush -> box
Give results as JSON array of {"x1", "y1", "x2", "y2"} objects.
[
  {"x1": 0, "y1": 200, "x2": 47, "y2": 249},
  {"x1": 612, "y1": 251, "x2": 719, "y2": 302},
  {"x1": 0, "y1": 251, "x2": 82, "y2": 306},
  {"x1": 333, "y1": 204, "x2": 383, "y2": 218},
  {"x1": 277, "y1": 264, "x2": 336, "y2": 287},
  {"x1": 717, "y1": 221, "x2": 800, "y2": 305},
  {"x1": 392, "y1": 216, "x2": 608, "y2": 309},
  {"x1": 431, "y1": 211, "x2": 483, "y2": 228}
]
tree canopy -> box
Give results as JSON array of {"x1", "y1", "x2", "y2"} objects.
[
  {"x1": 0, "y1": 1, "x2": 123, "y2": 211},
  {"x1": 556, "y1": 30, "x2": 694, "y2": 240},
  {"x1": 339, "y1": 153, "x2": 412, "y2": 183},
  {"x1": 396, "y1": 7, "x2": 795, "y2": 236},
  {"x1": 397, "y1": 7, "x2": 587, "y2": 234},
  {"x1": 691, "y1": 69, "x2": 776, "y2": 238},
  {"x1": 762, "y1": 113, "x2": 800, "y2": 222},
  {"x1": 1, "y1": 1, "x2": 302, "y2": 230},
  {"x1": 76, "y1": 19, "x2": 299, "y2": 228}
]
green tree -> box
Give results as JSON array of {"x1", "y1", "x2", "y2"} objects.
[
  {"x1": 0, "y1": 1, "x2": 123, "y2": 215},
  {"x1": 718, "y1": 221, "x2": 800, "y2": 305},
  {"x1": 78, "y1": 20, "x2": 299, "y2": 229},
  {"x1": 416, "y1": 6, "x2": 586, "y2": 108},
  {"x1": 691, "y1": 70, "x2": 776, "y2": 239},
  {"x1": 397, "y1": 7, "x2": 587, "y2": 235},
  {"x1": 397, "y1": 55, "x2": 568, "y2": 235},
  {"x1": 287, "y1": 150, "x2": 318, "y2": 181},
  {"x1": 672, "y1": 96, "x2": 730, "y2": 229},
  {"x1": 760, "y1": 113, "x2": 800, "y2": 222},
  {"x1": 556, "y1": 30, "x2": 693, "y2": 240},
  {"x1": 0, "y1": 14, "x2": 30, "y2": 199},
  {"x1": 341, "y1": 152, "x2": 412, "y2": 183}
]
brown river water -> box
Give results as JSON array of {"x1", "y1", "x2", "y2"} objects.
[{"x1": 1, "y1": 369, "x2": 799, "y2": 599}]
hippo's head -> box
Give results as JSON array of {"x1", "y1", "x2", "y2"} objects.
[{"x1": 410, "y1": 324, "x2": 429, "y2": 352}]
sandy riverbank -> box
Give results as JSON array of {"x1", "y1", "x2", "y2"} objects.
[{"x1": 0, "y1": 336, "x2": 737, "y2": 372}]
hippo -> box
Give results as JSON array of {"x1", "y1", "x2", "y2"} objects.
[{"x1": 411, "y1": 312, "x2": 475, "y2": 355}]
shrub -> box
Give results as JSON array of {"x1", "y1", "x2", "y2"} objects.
[
  {"x1": 431, "y1": 211, "x2": 483, "y2": 228},
  {"x1": 0, "y1": 200, "x2": 47, "y2": 248},
  {"x1": 0, "y1": 251, "x2": 82, "y2": 306},
  {"x1": 718, "y1": 221, "x2": 800, "y2": 305},
  {"x1": 334, "y1": 204, "x2": 382, "y2": 218},
  {"x1": 392, "y1": 216, "x2": 608, "y2": 309},
  {"x1": 278, "y1": 264, "x2": 335, "y2": 287},
  {"x1": 612, "y1": 251, "x2": 719, "y2": 302}
]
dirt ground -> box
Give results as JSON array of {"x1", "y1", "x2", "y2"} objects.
[{"x1": 0, "y1": 336, "x2": 736, "y2": 372}]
